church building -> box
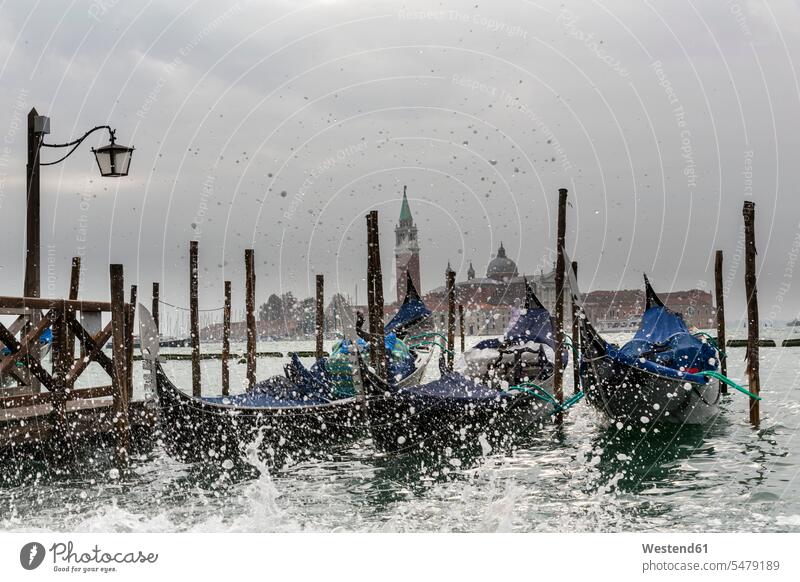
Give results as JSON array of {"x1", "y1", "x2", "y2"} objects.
[{"x1": 394, "y1": 186, "x2": 421, "y2": 303}]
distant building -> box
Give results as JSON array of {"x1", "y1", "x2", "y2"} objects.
[
  {"x1": 583, "y1": 288, "x2": 714, "y2": 330},
  {"x1": 423, "y1": 242, "x2": 560, "y2": 336}
]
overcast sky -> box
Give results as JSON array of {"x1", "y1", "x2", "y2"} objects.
[{"x1": 0, "y1": 0, "x2": 798, "y2": 325}]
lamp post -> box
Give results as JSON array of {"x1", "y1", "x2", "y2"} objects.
[{"x1": 24, "y1": 107, "x2": 133, "y2": 298}]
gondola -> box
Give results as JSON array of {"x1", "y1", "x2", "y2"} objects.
[
  {"x1": 578, "y1": 275, "x2": 721, "y2": 425},
  {"x1": 138, "y1": 274, "x2": 435, "y2": 465},
  {"x1": 454, "y1": 280, "x2": 565, "y2": 388},
  {"x1": 139, "y1": 305, "x2": 367, "y2": 466},
  {"x1": 362, "y1": 283, "x2": 573, "y2": 456}
]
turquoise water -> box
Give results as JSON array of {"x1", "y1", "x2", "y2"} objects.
[{"x1": 1, "y1": 335, "x2": 798, "y2": 532}]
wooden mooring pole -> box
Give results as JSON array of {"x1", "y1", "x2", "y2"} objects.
[
  {"x1": 152, "y1": 282, "x2": 160, "y2": 331},
  {"x1": 743, "y1": 201, "x2": 760, "y2": 425},
  {"x1": 714, "y1": 250, "x2": 728, "y2": 395},
  {"x1": 459, "y1": 304, "x2": 465, "y2": 352},
  {"x1": 446, "y1": 269, "x2": 455, "y2": 371},
  {"x1": 366, "y1": 214, "x2": 377, "y2": 368},
  {"x1": 571, "y1": 260, "x2": 580, "y2": 394},
  {"x1": 110, "y1": 264, "x2": 132, "y2": 469},
  {"x1": 553, "y1": 188, "x2": 568, "y2": 416},
  {"x1": 69, "y1": 257, "x2": 81, "y2": 300},
  {"x1": 189, "y1": 241, "x2": 201, "y2": 396},
  {"x1": 68, "y1": 256, "x2": 81, "y2": 362},
  {"x1": 222, "y1": 280, "x2": 231, "y2": 396},
  {"x1": 126, "y1": 285, "x2": 137, "y2": 400},
  {"x1": 366, "y1": 211, "x2": 387, "y2": 381},
  {"x1": 23, "y1": 110, "x2": 42, "y2": 392},
  {"x1": 24, "y1": 108, "x2": 41, "y2": 300},
  {"x1": 50, "y1": 302, "x2": 70, "y2": 454},
  {"x1": 245, "y1": 249, "x2": 256, "y2": 390},
  {"x1": 315, "y1": 274, "x2": 324, "y2": 359}
]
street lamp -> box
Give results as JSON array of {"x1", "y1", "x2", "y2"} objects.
[
  {"x1": 91, "y1": 131, "x2": 134, "y2": 177},
  {"x1": 24, "y1": 108, "x2": 134, "y2": 298}
]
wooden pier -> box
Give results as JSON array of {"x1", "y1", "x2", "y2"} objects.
[{"x1": 0, "y1": 265, "x2": 154, "y2": 465}]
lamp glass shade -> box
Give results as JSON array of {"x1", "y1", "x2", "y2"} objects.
[{"x1": 92, "y1": 143, "x2": 134, "y2": 177}]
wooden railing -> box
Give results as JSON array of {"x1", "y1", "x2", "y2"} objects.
[{"x1": 0, "y1": 264, "x2": 136, "y2": 466}]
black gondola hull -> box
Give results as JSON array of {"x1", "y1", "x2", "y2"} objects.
[
  {"x1": 366, "y1": 387, "x2": 550, "y2": 455},
  {"x1": 581, "y1": 356, "x2": 720, "y2": 425},
  {"x1": 154, "y1": 364, "x2": 366, "y2": 465}
]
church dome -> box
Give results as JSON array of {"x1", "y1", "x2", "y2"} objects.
[{"x1": 486, "y1": 243, "x2": 518, "y2": 281}]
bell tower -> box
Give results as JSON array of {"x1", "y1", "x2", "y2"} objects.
[{"x1": 395, "y1": 185, "x2": 421, "y2": 302}]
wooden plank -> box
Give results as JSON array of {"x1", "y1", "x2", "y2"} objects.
[
  {"x1": 553, "y1": 188, "x2": 568, "y2": 414},
  {"x1": 0, "y1": 312, "x2": 53, "y2": 376},
  {"x1": 190, "y1": 240, "x2": 201, "y2": 396},
  {"x1": 727, "y1": 339, "x2": 774, "y2": 348},
  {"x1": 0, "y1": 296, "x2": 112, "y2": 311},
  {"x1": 0, "y1": 311, "x2": 56, "y2": 386},
  {"x1": 222, "y1": 280, "x2": 231, "y2": 396},
  {"x1": 743, "y1": 201, "x2": 760, "y2": 425},
  {"x1": 71, "y1": 385, "x2": 115, "y2": 400},
  {"x1": 110, "y1": 264, "x2": 131, "y2": 468},
  {"x1": 0, "y1": 308, "x2": 34, "y2": 316},
  {"x1": 23, "y1": 310, "x2": 42, "y2": 392},
  {"x1": 1, "y1": 385, "x2": 115, "y2": 410},
  {"x1": 0, "y1": 400, "x2": 154, "y2": 450},
  {"x1": 714, "y1": 251, "x2": 727, "y2": 395},
  {"x1": 0, "y1": 315, "x2": 30, "y2": 386},
  {"x1": 66, "y1": 319, "x2": 115, "y2": 383},
  {"x1": 0, "y1": 315, "x2": 28, "y2": 350},
  {"x1": 0, "y1": 390, "x2": 52, "y2": 409},
  {"x1": 245, "y1": 249, "x2": 256, "y2": 390}
]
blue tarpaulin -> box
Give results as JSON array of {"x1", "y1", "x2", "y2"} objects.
[
  {"x1": 613, "y1": 301, "x2": 718, "y2": 383},
  {"x1": 402, "y1": 373, "x2": 510, "y2": 403},
  {"x1": 504, "y1": 307, "x2": 556, "y2": 348},
  {"x1": 384, "y1": 272, "x2": 431, "y2": 335}
]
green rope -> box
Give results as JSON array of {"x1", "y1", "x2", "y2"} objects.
[
  {"x1": 507, "y1": 383, "x2": 586, "y2": 414},
  {"x1": 561, "y1": 334, "x2": 580, "y2": 360},
  {"x1": 408, "y1": 340, "x2": 454, "y2": 356},
  {"x1": 508, "y1": 382, "x2": 560, "y2": 406},
  {"x1": 556, "y1": 391, "x2": 586, "y2": 413},
  {"x1": 696, "y1": 370, "x2": 762, "y2": 400}
]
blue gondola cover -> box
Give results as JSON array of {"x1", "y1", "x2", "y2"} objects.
[
  {"x1": 613, "y1": 303, "x2": 718, "y2": 383},
  {"x1": 384, "y1": 272, "x2": 431, "y2": 335}
]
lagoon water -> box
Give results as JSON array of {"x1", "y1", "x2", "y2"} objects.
[{"x1": 1, "y1": 332, "x2": 798, "y2": 533}]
